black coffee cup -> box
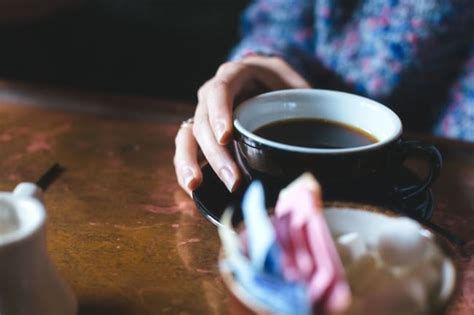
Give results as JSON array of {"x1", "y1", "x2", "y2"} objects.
[{"x1": 233, "y1": 89, "x2": 441, "y2": 201}]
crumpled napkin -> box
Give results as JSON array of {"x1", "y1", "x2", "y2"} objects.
[
  {"x1": 218, "y1": 174, "x2": 351, "y2": 315},
  {"x1": 274, "y1": 174, "x2": 351, "y2": 314}
]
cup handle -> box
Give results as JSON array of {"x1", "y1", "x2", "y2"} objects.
[{"x1": 391, "y1": 140, "x2": 442, "y2": 200}]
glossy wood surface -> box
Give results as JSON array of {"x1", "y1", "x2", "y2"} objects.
[{"x1": 0, "y1": 82, "x2": 472, "y2": 314}]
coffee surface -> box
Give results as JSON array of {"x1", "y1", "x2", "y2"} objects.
[{"x1": 254, "y1": 118, "x2": 377, "y2": 149}]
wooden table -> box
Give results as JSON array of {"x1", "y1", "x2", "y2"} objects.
[{"x1": 0, "y1": 82, "x2": 473, "y2": 315}]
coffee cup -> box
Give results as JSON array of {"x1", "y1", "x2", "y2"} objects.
[{"x1": 233, "y1": 89, "x2": 441, "y2": 201}]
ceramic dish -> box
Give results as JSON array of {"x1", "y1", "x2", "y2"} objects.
[{"x1": 219, "y1": 206, "x2": 457, "y2": 315}]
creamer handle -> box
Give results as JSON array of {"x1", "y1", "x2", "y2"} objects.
[{"x1": 13, "y1": 182, "x2": 44, "y2": 202}]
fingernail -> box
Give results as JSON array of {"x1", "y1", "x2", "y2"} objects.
[
  {"x1": 214, "y1": 120, "x2": 226, "y2": 142},
  {"x1": 220, "y1": 166, "x2": 236, "y2": 192},
  {"x1": 181, "y1": 167, "x2": 195, "y2": 188}
]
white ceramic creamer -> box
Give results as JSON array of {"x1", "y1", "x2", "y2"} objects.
[{"x1": 0, "y1": 183, "x2": 76, "y2": 315}]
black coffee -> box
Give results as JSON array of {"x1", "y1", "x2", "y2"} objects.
[{"x1": 254, "y1": 118, "x2": 378, "y2": 149}]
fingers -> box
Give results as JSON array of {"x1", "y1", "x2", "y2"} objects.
[
  {"x1": 199, "y1": 79, "x2": 234, "y2": 146},
  {"x1": 242, "y1": 56, "x2": 311, "y2": 88},
  {"x1": 203, "y1": 59, "x2": 305, "y2": 146},
  {"x1": 193, "y1": 103, "x2": 240, "y2": 192},
  {"x1": 175, "y1": 55, "x2": 309, "y2": 195},
  {"x1": 174, "y1": 121, "x2": 203, "y2": 195}
]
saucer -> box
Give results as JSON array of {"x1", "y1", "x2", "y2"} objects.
[
  {"x1": 219, "y1": 207, "x2": 456, "y2": 315},
  {"x1": 192, "y1": 164, "x2": 434, "y2": 227}
]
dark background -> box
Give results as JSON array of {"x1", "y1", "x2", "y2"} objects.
[{"x1": 0, "y1": 1, "x2": 250, "y2": 101}]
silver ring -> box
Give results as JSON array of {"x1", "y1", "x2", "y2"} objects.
[{"x1": 180, "y1": 117, "x2": 194, "y2": 128}]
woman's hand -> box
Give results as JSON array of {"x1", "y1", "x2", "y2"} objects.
[{"x1": 174, "y1": 55, "x2": 310, "y2": 195}]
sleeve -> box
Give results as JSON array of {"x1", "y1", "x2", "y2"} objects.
[
  {"x1": 312, "y1": 0, "x2": 474, "y2": 99},
  {"x1": 229, "y1": 0, "x2": 315, "y2": 78}
]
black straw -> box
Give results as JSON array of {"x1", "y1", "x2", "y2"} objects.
[{"x1": 36, "y1": 163, "x2": 65, "y2": 191}]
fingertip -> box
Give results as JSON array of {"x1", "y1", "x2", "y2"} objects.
[
  {"x1": 186, "y1": 171, "x2": 203, "y2": 191},
  {"x1": 213, "y1": 120, "x2": 226, "y2": 142},
  {"x1": 219, "y1": 164, "x2": 241, "y2": 192},
  {"x1": 213, "y1": 119, "x2": 233, "y2": 145},
  {"x1": 178, "y1": 165, "x2": 195, "y2": 189},
  {"x1": 217, "y1": 130, "x2": 232, "y2": 145},
  {"x1": 228, "y1": 175, "x2": 241, "y2": 193},
  {"x1": 232, "y1": 167, "x2": 242, "y2": 192}
]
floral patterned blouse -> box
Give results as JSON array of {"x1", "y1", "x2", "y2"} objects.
[{"x1": 230, "y1": 0, "x2": 474, "y2": 141}]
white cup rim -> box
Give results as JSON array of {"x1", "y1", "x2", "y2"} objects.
[
  {"x1": 233, "y1": 89, "x2": 403, "y2": 154},
  {"x1": 0, "y1": 195, "x2": 45, "y2": 247}
]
